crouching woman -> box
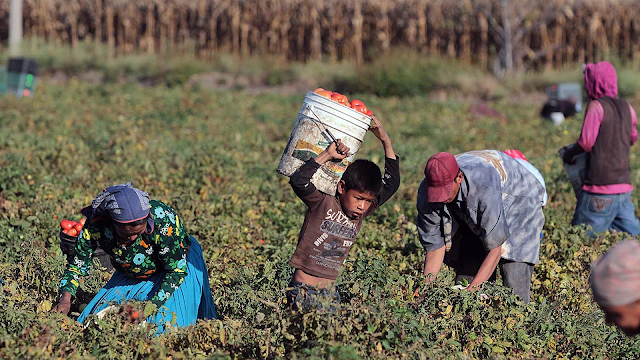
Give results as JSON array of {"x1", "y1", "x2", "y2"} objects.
[{"x1": 52, "y1": 183, "x2": 216, "y2": 332}]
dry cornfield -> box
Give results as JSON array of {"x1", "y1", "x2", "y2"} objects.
[{"x1": 0, "y1": 0, "x2": 639, "y2": 70}]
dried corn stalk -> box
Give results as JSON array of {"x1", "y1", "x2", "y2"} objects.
[{"x1": 0, "y1": 0, "x2": 637, "y2": 70}]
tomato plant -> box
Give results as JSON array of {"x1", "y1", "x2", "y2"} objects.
[{"x1": 0, "y1": 80, "x2": 638, "y2": 358}]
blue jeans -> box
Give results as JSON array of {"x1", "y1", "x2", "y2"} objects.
[{"x1": 571, "y1": 191, "x2": 640, "y2": 235}]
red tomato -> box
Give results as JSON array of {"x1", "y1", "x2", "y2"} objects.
[
  {"x1": 130, "y1": 310, "x2": 139, "y2": 320},
  {"x1": 317, "y1": 90, "x2": 332, "y2": 98},
  {"x1": 331, "y1": 93, "x2": 349, "y2": 105},
  {"x1": 353, "y1": 104, "x2": 368, "y2": 115},
  {"x1": 60, "y1": 220, "x2": 73, "y2": 230},
  {"x1": 74, "y1": 223, "x2": 84, "y2": 232},
  {"x1": 366, "y1": 110, "x2": 374, "y2": 116},
  {"x1": 79, "y1": 218, "x2": 87, "y2": 225},
  {"x1": 350, "y1": 99, "x2": 364, "y2": 107},
  {"x1": 67, "y1": 228, "x2": 78, "y2": 237},
  {"x1": 313, "y1": 87, "x2": 325, "y2": 93}
]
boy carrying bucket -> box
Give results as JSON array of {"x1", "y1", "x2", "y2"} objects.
[{"x1": 286, "y1": 116, "x2": 400, "y2": 310}]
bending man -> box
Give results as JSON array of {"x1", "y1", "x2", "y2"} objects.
[{"x1": 416, "y1": 151, "x2": 546, "y2": 302}]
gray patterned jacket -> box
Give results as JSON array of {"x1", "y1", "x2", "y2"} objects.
[{"x1": 416, "y1": 150, "x2": 546, "y2": 264}]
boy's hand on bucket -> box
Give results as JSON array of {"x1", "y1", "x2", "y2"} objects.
[
  {"x1": 369, "y1": 116, "x2": 390, "y2": 143},
  {"x1": 330, "y1": 139, "x2": 350, "y2": 159},
  {"x1": 315, "y1": 139, "x2": 350, "y2": 164}
]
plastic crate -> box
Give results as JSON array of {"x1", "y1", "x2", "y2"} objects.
[{"x1": 6, "y1": 57, "x2": 38, "y2": 98}]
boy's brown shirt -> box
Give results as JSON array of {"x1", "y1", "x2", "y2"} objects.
[{"x1": 289, "y1": 157, "x2": 400, "y2": 280}]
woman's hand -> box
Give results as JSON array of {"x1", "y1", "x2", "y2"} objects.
[
  {"x1": 51, "y1": 292, "x2": 72, "y2": 315},
  {"x1": 561, "y1": 143, "x2": 585, "y2": 165}
]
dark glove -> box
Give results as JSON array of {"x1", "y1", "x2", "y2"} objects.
[{"x1": 562, "y1": 149, "x2": 575, "y2": 165}]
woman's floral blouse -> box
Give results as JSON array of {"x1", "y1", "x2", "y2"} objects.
[{"x1": 59, "y1": 200, "x2": 191, "y2": 308}]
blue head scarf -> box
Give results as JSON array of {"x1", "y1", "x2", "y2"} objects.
[{"x1": 82, "y1": 183, "x2": 153, "y2": 232}]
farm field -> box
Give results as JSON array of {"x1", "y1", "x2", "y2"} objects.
[{"x1": 1, "y1": 81, "x2": 640, "y2": 358}]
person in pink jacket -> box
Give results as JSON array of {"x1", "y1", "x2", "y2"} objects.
[{"x1": 562, "y1": 62, "x2": 640, "y2": 235}]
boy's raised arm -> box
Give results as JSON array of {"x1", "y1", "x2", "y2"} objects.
[
  {"x1": 289, "y1": 158, "x2": 322, "y2": 199},
  {"x1": 369, "y1": 116, "x2": 396, "y2": 160},
  {"x1": 289, "y1": 140, "x2": 350, "y2": 206},
  {"x1": 369, "y1": 116, "x2": 400, "y2": 205}
]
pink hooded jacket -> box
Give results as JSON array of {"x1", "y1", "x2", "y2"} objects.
[{"x1": 578, "y1": 61, "x2": 638, "y2": 194}]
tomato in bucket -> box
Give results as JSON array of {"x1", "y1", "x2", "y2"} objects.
[{"x1": 277, "y1": 90, "x2": 373, "y2": 195}]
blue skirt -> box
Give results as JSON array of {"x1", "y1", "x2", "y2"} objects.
[{"x1": 77, "y1": 236, "x2": 217, "y2": 332}]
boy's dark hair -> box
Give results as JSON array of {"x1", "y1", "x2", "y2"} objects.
[{"x1": 341, "y1": 159, "x2": 382, "y2": 195}]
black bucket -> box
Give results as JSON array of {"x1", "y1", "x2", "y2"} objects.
[{"x1": 59, "y1": 230, "x2": 114, "y2": 272}]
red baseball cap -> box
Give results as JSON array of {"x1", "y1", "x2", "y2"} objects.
[{"x1": 424, "y1": 152, "x2": 459, "y2": 203}]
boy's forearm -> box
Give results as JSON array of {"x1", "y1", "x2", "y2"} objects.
[
  {"x1": 289, "y1": 159, "x2": 321, "y2": 198},
  {"x1": 380, "y1": 137, "x2": 396, "y2": 159},
  {"x1": 376, "y1": 153, "x2": 400, "y2": 205},
  {"x1": 313, "y1": 151, "x2": 333, "y2": 165}
]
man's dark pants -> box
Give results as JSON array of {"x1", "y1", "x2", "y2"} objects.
[{"x1": 450, "y1": 222, "x2": 534, "y2": 303}]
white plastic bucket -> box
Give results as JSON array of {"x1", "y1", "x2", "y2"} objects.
[
  {"x1": 277, "y1": 91, "x2": 372, "y2": 195},
  {"x1": 550, "y1": 112, "x2": 565, "y2": 126}
]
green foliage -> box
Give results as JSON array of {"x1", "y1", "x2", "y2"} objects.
[
  {"x1": 505, "y1": 61, "x2": 640, "y2": 99},
  {"x1": 334, "y1": 50, "x2": 448, "y2": 97},
  {"x1": 4, "y1": 39, "x2": 640, "y2": 101},
  {"x1": 617, "y1": 68, "x2": 640, "y2": 99},
  {"x1": 1, "y1": 81, "x2": 640, "y2": 358}
]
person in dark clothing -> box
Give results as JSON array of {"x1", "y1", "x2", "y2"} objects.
[
  {"x1": 286, "y1": 116, "x2": 400, "y2": 310},
  {"x1": 540, "y1": 97, "x2": 578, "y2": 120},
  {"x1": 562, "y1": 62, "x2": 640, "y2": 235}
]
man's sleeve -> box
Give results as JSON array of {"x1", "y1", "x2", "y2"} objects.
[
  {"x1": 416, "y1": 184, "x2": 446, "y2": 252},
  {"x1": 477, "y1": 192, "x2": 510, "y2": 251},
  {"x1": 289, "y1": 159, "x2": 325, "y2": 209},
  {"x1": 377, "y1": 156, "x2": 401, "y2": 206}
]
